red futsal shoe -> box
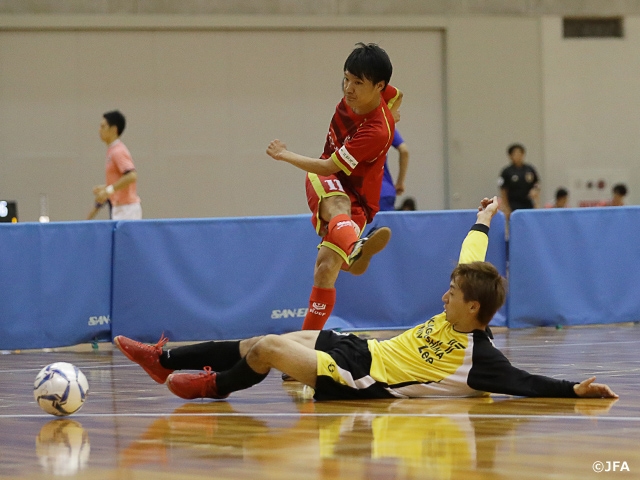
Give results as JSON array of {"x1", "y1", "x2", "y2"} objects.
[
  {"x1": 348, "y1": 226, "x2": 392, "y2": 276},
  {"x1": 166, "y1": 367, "x2": 229, "y2": 400},
  {"x1": 114, "y1": 334, "x2": 174, "y2": 384}
]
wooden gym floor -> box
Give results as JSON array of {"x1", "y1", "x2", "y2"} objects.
[{"x1": 0, "y1": 323, "x2": 638, "y2": 479}]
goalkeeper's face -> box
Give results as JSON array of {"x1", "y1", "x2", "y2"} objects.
[{"x1": 442, "y1": 279, "x2": 479, "y2": 328}]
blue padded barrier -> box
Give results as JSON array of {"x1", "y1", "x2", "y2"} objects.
[
  {"x1": 508, "y1": 206, "x2": 640, "y2": 328},
  {"x1": 111, "y1": 211, "x2": 507, "y2": 343},
  {"x1": 111, "y1": 216, "x2": 320, "y2": 343},
  {"x1": 0, "y1": 221, "x2": 114, "y2": 350}
]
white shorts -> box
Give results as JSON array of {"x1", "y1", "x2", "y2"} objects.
[{"x1": 111, "y1": 202, "x2": 142, "y2": 220}]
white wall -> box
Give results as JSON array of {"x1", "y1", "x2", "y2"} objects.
[
  {"x1": 2, "y1": 13, "x2": 640, "y2": 222},
  {"x1": 542, "y1": 16, "x2": 640, "y2": 206},
  {"x1": 0, "y1": 28, "x2": 444, "y2": 221},
  {"x1": 446, "y1": 16, "x2": 543, "y2": 210},
  {"x1": 446, "y1": 15, "x2": 640, "y2": 210}
]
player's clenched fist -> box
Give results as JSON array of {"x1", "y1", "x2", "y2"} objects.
[{"x1": 267, "y1": 139, "x2": 287, "y2": 160}]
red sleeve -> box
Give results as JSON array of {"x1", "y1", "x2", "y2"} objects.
[
  {"x1": 382, "y1": 84, "x2": 401, "y2": 108},
  {"x1": 332, "y1": 119, "x2": 393, "y2": 175}
]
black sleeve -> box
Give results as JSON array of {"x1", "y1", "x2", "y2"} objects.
[
  {"x1": 529, "y1": 165, "x2": 539, "y2": 184},
  {"x1": 467, "y1": 332, "x2": 578, "y2": 398},
  {"x1": 500, "y1": 168, "x2": 510, "y2": 188},
  {"x1": 470, "y1": 223, "x2": 489, "y2": 235}
]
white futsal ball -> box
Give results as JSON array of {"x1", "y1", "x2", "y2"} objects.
[{"x1": 34, "y1": 362, "x2": 89, "y2": 416}]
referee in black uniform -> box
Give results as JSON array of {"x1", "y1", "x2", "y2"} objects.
[{"x1": 498, "y1": 143, "x2": 540, "y2": 220}]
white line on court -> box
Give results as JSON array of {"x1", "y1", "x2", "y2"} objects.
[
  {"x1": 1, "y1": 412, "x2": 640, "y2": 422},
  {"x1": 0, "y1": 364, "x2": 136, "y2": 374},
  {"x1": 496, "y1": 340, "x2": 640, "y2": 349}
]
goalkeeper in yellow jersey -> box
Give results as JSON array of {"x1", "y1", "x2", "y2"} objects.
[{"x1": 114, "y1": 196, "x2": 617, "y2": 400}]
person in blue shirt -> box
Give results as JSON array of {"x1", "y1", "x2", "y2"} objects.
[{"x1": 379, "y1": 129, "x2": 410, "y2": 211}]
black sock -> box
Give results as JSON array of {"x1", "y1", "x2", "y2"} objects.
[
  {"x1": 159, "y1": 340, "x2": 241, "y2": 371},
  {"x1": 215, "y1": 358, "x2": 268, "y2": 396}
]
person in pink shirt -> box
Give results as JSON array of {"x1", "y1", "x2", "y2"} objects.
[{"x1": 88, "y1": 110, "x2": 142, "y2": 220}]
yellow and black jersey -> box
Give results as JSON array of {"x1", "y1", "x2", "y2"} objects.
[
  {"x1": 314, "y1": 224, "x2": 578, "y2": 400},
  {"x1": 366, "y1": 224, "x2": 488, "y2": 396},
  {"x1": 366, "y1": 225, "x2": 576, "y2": 398},
  {"x1": 367, "y1": 312, "x2": 574, "y2": 398},
  {"x1": 368, "y1": 313, "x2": 479, "y2": 397}
]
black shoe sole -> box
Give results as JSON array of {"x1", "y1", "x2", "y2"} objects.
[{"x1": 348, "y1": 227, "x2": 391, "y2": 276}]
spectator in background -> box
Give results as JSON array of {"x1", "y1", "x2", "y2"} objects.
[
  {"x1": 611, "y1": 183, "x2": 628, "y2": 206},
  {"x1": 88, "y1": 110, "x2": 142, "y2": 220},
  {"x1": 546, "y1": 187, "x2": 569, "y2": 208},
  {"x1": 497, "y1": 143, "x2": 540, "y2": 220},
  {"x1": 379, "y1": 129, "x2": 409, "y2": 211},
  {"x1": 397, "y1": 197, "x2": 416, "y2": 211}
]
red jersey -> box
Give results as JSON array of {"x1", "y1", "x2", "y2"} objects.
[{"x1": 322, "y1": 85, "x2": 400, "y2": 222}]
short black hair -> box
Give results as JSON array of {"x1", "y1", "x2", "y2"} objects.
[
  {"x1": 103, "y1": 110, "x2": 126, "y2": 136},
  {"x1": 556, "y1": 187, "x2": 568, "y2": 200},
  {"x1": 398, "y1": 197, "x2": 416, "y2": 211},
  {"x1": 344, "y1": 43, "x2": 392, "y2": 88},
  {"x1": 507, "y1": 143, "x2": 525, "y2": 156},
  {"x1": 613, "y1": 183, "x2": 627, "y2": 196}
]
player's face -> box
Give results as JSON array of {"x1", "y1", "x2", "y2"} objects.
[
  {"x1": 99, "y1": 118, "x2": 116, "y2": 144},
  {"x1": 509, "y1": 149, "x2": 525, "y2": 167},
  {"x1": 442, "y1": 279, "x2": 474, "y2": 326},
  {"x1": 342, "y1": 71, "x2": 385, "y2": 114},
  {"x1": 612, "y1": 194, "x2": 625, "y2": 206}
]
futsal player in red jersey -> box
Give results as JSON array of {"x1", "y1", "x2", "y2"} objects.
[{"x1": 267, "y1": 43, "x2": 402, "y2": 331}]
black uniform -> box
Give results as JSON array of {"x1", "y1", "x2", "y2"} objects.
[{"x1": 499, "y1": 164, "x2": 539, "y2": 211}]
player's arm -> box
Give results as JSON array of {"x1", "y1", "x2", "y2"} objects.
[
  {"x1": 497, "y1": 171, "x2": 511, "y2": 217},
  {"x1": 266, "y1": 140, "x2": 341, "y2": 176},
  {"x1": 499, "y1": 187, "x2": 510, "y2": 214},
  {"x1": 394, "y1": 142, "x2": 409, "y2": 195},
  {"x1": 383, "y1": 85, "x2": 402, "y2": 110},
  {"x1": 468, "y1": 340, "x2": 618, "y2": 398},
  {"x1": 529, "y1": 184, "x2": 540, "y2": 208},
  {"x1": 528, "y1": 168, "x2": 541, "y2": 208},
  {"x1": 86, "y1": 203, "x2": 103, "y2": 220},
  {"x1": 93, "y1": 170, "x2": 137, "y2": 204},
  {"x1": 457, "y1": 196, "x2": 498, "y2": 264},
  {"x1": 385, "y1": 86, "x2": 402, "y2": 124},
  {"x1": 475, "y1": 196, "x2": 499, "y2": 227}
]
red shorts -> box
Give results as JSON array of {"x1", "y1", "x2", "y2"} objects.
[{"x1": 305, "y1": 173, "x2": 367, "y2": 238}]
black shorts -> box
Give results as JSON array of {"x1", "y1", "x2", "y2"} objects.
[{"x1": 313, "y1": 330, "x2": 394, "y2": 401}]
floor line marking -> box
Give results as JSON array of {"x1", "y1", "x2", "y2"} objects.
[
  {"x1": 0, "y1": 364, "x2": 136, "y2": 374},
  {"x1": 1, "y1": 412, "x2": 639, "y2": 421},
  {"x1": 496, "y1": 340, "x2": 640, "y2": 349}
]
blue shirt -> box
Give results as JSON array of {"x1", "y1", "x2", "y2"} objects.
[{"x1": 380, "y1": 130, "x2": 405, "y2": 199}]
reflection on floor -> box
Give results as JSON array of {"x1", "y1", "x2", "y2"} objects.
[{"x1": 0, "y1": 324, "x2": 638, "y2": 479}]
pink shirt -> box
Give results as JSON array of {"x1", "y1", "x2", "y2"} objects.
[{"x1": 106, "y1": 139, "x2": 140, "y2": 206}]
